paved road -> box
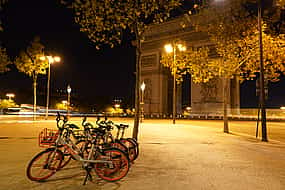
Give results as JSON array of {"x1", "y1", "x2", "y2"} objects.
[{"x1": 0, "y1": 117, "x2": 284, "y2": 190}]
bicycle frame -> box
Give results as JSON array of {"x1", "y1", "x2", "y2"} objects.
[{"x1": 54, "y1": 128, "x2": 113, "y2": 166}]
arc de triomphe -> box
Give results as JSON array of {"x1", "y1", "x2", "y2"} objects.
[{"x1": 140, "y1": 16, "x2": 240, "y2": 116}]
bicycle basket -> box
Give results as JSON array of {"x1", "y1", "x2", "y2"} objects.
[{"x1": 38, "y1": 128, "x2": 59, "y2": 148}]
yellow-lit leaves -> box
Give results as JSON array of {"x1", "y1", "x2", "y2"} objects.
[
  {"x1": 0, "y1": 47, "x2": 10, "y2": 73},
  {"x1": 14, "y1": 37, "x2": 48, "y2": 78},
  {"x1": 69, "y1": 0, "x2": 182, "y2": 49},
  {"x1": 161, "y1": 46, "x2": 213, "y2": 84}
]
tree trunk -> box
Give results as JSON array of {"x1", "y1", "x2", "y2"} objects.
[
  {"x1": 33, "y1": 75, "x2": 37, "y2": 121},
  {"x1": 223, "y1": 77, "x2": 229, "y2": 133},
  {"x1": 132, "y1": 28, "x2": 142, "y2": 140}
]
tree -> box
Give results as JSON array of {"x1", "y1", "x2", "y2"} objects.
[
  {"x1": 0, "y1": 99, "x2": 18, "y2": 110},
  {"x1": 0, "y1": 47, "x2": 10, "y2": 73},
  {"x1": 64, "y1": 0, "x2": 182, "y2": 139},
  {"x1": 191, "y1": 0, "x2": 285, "y2": 135},
  {"x1": 161, "y1": 44, "x2": 213, "y2": 84},
  {"x1": 14, "y1": 37, "x2": 48, "y2": 119},
  {"x1": 237, "y1": 25, "x2": 285, "y2": 81}
]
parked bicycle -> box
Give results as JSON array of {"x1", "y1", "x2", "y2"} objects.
[{"x1": 26, "y1": 112, "x2": 130, "y2": 185}]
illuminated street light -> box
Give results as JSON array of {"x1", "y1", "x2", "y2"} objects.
[
  {"x1": 164, "y1": 41, "x2": 186, "y2": 124},
  {"x1": 164, "y1": 44, "x2": 173, "y2": 53},
  {"x1": 67, "y1": 84, "x2": 71, "y2": 119},
  {"x1": 114, "y1": 104, "x2": 121, "y2": 109},
  {"x1": 6, "y1": 93, "x2": 15, "y2": 101},
  {"x1": 140, "y1": 81, "x2": 146, "y2": 122},
  {"x1": 41, "y1": 56, "x2": 61, "y2": 120},
  {"x1": 62, "y1": 100, "x2": 68, "y2": 105}
]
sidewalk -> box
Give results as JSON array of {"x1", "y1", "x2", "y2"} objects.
[{"x1": 0, "y1": 118, "x2": 284, "y2": 190}]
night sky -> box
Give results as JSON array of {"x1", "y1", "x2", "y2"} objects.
[
  {"x1": 0, "y1": 0, "x2": 285, "y2": 111},
  {"x1": 0, "y1": 0, "x2": 136, "y2": 111}
]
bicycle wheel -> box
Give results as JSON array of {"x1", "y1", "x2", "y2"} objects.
[
  {"x1": 94, "y1": 148, "x2": 130, "y2": 182},
  {"x1": 120, "y1": 138, "x2": 137, "y2": 162},
  {"x1": 127, "y1": 138, "x2": 139, "y2": 160},
  {"x1": 109, "y1": 140, "x2": 128, "y2": 155},
  {"x1": 26, "y1": 148, "x2": 63, "y2": 181}
]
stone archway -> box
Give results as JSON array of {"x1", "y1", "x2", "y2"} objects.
[{"x1": 140, "y1": 16, "x2": 240, "y2": 116}]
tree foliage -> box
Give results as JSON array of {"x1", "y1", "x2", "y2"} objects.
[
  {"x1": 160, "y1": 44, "x2": 214, "y2": 84},
  {"x1": 69, "y1": 0, "x2": 181, "y2": 49},
  {"x1": 191, "y1": 0, "x2": 285, "y2": 81},
  {"x1": 14, "y1": 37, "x2": 47, "y2": 78},
  {"x1": 0, "y1": 99, "x2": 18, "y2": 109},
  {"x1": 14, "y1": 37, "x2": 47, "y2": 117},
  {"x1": 238, "y1": 25, "x2": 285, "y2": 81},
  {"x1": 0, "y1": 47, "x2": 10, "y2": 73}
]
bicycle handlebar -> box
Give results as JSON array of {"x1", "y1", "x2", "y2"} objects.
[{"x1": 56, "y1": 112, "x2": 70, "y2": 129}]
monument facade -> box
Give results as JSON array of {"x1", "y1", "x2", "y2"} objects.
[{"x1": 141, "y1": 16, "x2": 240, "y2": 116}]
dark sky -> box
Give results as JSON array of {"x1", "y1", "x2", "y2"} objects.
[
  {"x1": 0, "y1": 0, "x2": 136, "y2": 110},
  {"x1": 0, "y1": 0, "x2": 285, "y2": 111}
]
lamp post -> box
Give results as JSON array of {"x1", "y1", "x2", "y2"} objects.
[
  {"x1": 140, "y1": 81, "x2": 146, "y2": 122},
  {"x1": 40, "y1": 56, "x2": 61, "y2": 120},
  {"x1": 67, "y1": 84, "x2": 71, "y2": 119},
  {"x1": 257, "y1": 0, "x2": 268, "y2": 142},
  {"x1": 164, "y1": 42, "x2": 186, "y2": 124}
]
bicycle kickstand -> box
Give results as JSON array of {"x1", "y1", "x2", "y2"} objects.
[{"x1": 83, "y1": 167, "x2": 93, "y2": 185}]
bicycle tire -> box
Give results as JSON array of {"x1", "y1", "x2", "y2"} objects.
[
  {"x1": 120, "y1": 138, "x2": 137, "y2": 162},
  {"x1": 126, "y1": 138, "x2": 139, "y2": 161},
  {"x1": 110, "y1": 140, "x2": 128, "y2": 155},
  {"x1": 26, "y1": 148, "x2": 63, "y2": 182},
  {"x1": 93, "y1": 148, "x2": 130, "y2": 182}
]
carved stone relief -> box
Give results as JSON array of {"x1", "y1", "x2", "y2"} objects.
[
  {"x1": 200, "y1": 78, "x2": 219, "y2": 103},
  {"x1": 142, "y1": 54, "x2": 157, "y2": 68}
]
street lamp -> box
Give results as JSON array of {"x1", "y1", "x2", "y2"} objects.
[
  {"x1": 6, "y1": 93, "x2": 15, "y2": 101},
  {"x1": 140, "y1": 81, "x2": 146, "y2": 122},
  {"x1": 67, "y1": 84, "x2": 71, "y2": 119},
  {"x1": 164, "y1": 41, "x2": 186, "y2": 124},
  {"x1": 40, "y1": 55, "x2": 61, "y2": 120}
]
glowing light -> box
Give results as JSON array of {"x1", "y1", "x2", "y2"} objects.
[
  {"x1": 6, "y1": 93, "x2": 15, "y2": 99},
  {"x1": 177, "y1": 44, "x2": 186, "y2": 51},
  {"x1": 40, "y1": 56, "x2": 61, "y2": 64},
  {"x1": 141, "y1": 81, "x2": 146, "y2": 91},
  {"x1": 164, "y1": 44, "x2": 173, "y2": 53},
  {"x1": 67, "y1": 85, "x2": 71, "y2": 93},
  {"x1": 54, "y1": 56, "x2": 61, "y2": 62}
]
